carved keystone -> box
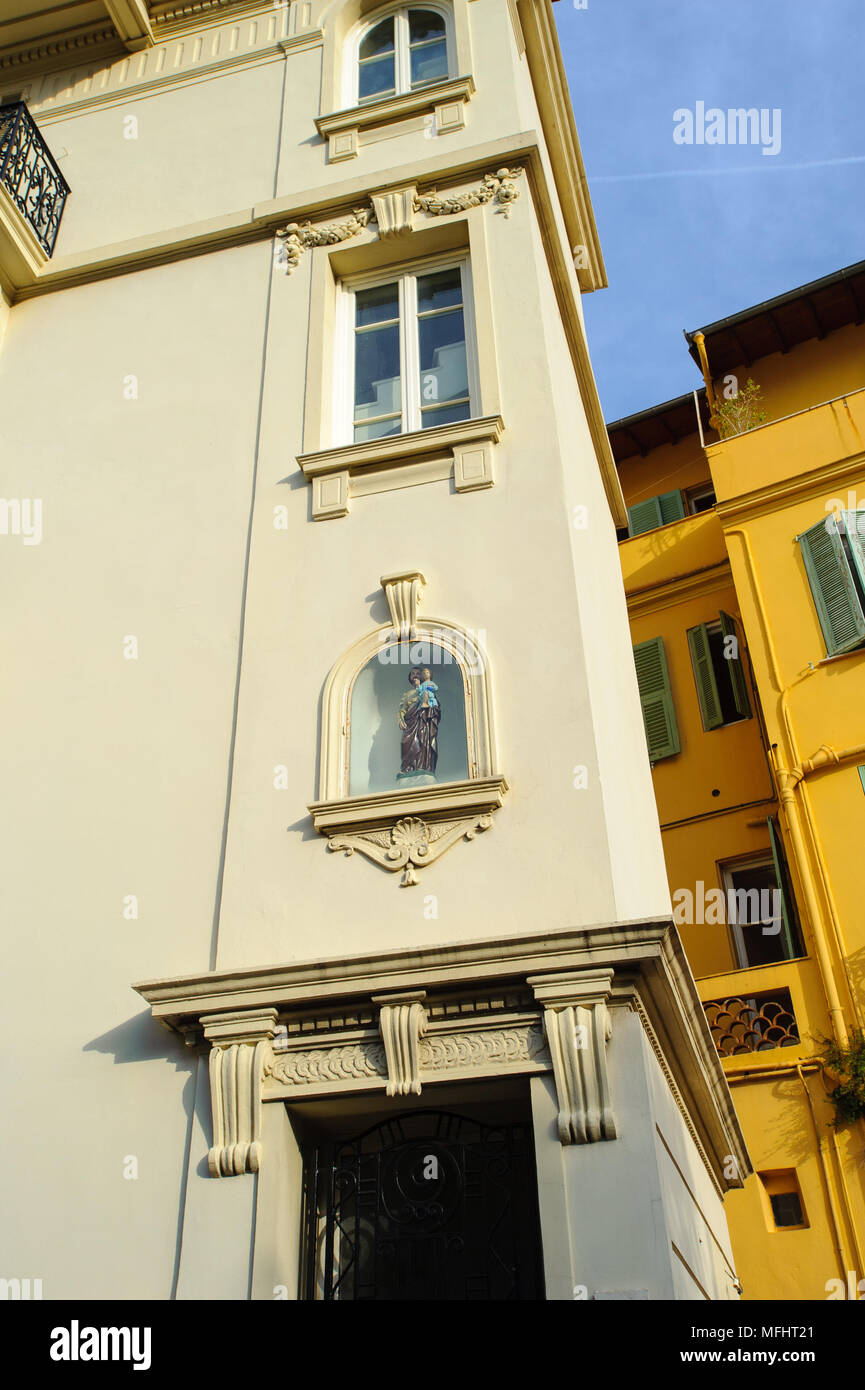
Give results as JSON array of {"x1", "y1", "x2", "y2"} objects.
[
  {"x1": 201, "y1": 1008, "x2": 278, "y2": 1177},
  {"x1": 380, "y1": 569, "x2": 427, "y2": 641},
  {"x1": 370, "y1": 185, "x2": 417, "y2": 238},
  {"x1": 528, "y1": 971, "x2": 616, "y2": 1145},
  {"x1": 373, "y1": 991, "x2": 427, "y2": 1096}
]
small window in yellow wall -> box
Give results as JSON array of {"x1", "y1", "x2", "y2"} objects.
[{"x1": 759, "y1": 1171, "x2": 808, "y2": 1231}]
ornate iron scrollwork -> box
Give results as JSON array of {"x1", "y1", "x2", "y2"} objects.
[
  {"x1": 0, "y1": 102, "x2": 70, "y2": 256},
  {"x1": 302, "y1": 1111, "x2": 545, "y2": 1301}
]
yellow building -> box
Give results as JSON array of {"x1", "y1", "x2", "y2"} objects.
[{"x1": 614, "y1": 259, "x2": 865, "y2": 1301}]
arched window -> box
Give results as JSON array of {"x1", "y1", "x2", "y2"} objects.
[{"x1": 356, "y1": 6, "x2": 451, "y2": 105}]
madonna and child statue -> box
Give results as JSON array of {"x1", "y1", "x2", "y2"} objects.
[{"x1": 396, "y1": 666, "x2": 440, "y2": 787}]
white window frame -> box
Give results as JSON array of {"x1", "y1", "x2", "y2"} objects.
[
  {"x1": 335, "y1": 253, "x2": 480, "y2": 447},
  {"x1": 347, "y1": 2, "x2": 454, "y2": 108}
]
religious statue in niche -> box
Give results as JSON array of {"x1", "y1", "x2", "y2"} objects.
[{"x1": 397, "y1": 666, "x2": 440, "y2": 785}]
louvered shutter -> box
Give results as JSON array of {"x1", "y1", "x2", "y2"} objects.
[
  {"x1": 687, "y1": 623, "x2": 723, "y2": 730},
  {"x1": 797, "y1": 516, "x2": 865, "y2": 655},
  {"x1": 842, "y1": 510, "x2": 865, "y2": 591},
  {"x1": 627, "y1": 490, "x2": 684, "y2": 537},
  {"x1": 657, "y1": 489, "x2": 686, "y2": 525},
  {"x1": 633, "y1": 637, "x2": 680, "y2": 762},
  {"x1": 767, "y1": 816, "x2": 798, "y2": 961},
  {"x1": 719, "y1": 610, "x2": 751, "y2": 719},
  {"x1": 627, "y1": 497, "x2": 663, "y2": 537}
]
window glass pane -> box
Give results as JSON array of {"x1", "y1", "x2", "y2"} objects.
[
  {"x1": 409, "y1": 9, "x2": 446, "y2": 43},
  {"x1": 410, "y1": 38, "x2": 448, "y2": 87},
  {"x1": 417, "y1": 267, "x2": 462, "y2": 313},
  {"x1": 420, "y1": 400, "x2": 471, "y2": 428},
  {"x1": 359, "y1": 53, "x2": 396, "y2": 101},
  {"x1": 360, "y1": 16, "x2": 394, "y2": 59},
  {"x1": 769, "y1": 1192, "x2": 804, "y2": 1228},
  {"x1": 419, "y1": 307, "x2": 468, "y2": 405},
  {"x1": 354, "y1": 416, "x2": 402, "y2": 443},
  {"x1": 354, "y1": 324, "x2": 400, "y2": 419},
  {"x1": 729, "y1": 862, "x2": 791, "y2": 967},
  {"x1": 356, "y1": 283, "x2": 399, "y2": 327}
]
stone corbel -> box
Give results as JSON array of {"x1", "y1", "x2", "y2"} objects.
[
  {"x1": 374, "y1": 991, "x2": 427, "y2": 1096},
  {"x1": 201, "y1": 1008, "x2": 278, "y2": 1177},
  {"x1": 528, "y1": 971, "x2": 617, "y2": 1145},
  {"x1": 381, "y1": 568, "x2": 426, "y2": 640}
]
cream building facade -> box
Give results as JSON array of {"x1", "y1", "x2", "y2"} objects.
[{"x1": 2, "y1": 0, "x2": 747, "y2": 1301}]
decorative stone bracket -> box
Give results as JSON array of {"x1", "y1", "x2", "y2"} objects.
[
  {"x1": 528, "y1": 971, "x2": 617, "y2": 1145},
  {"x1": 275, "y1": 168, "x2": 523, "y2": 275},
  {"x1": 381, "y1": 568, "x2": 426, "y2": 641},
  {"x1": 201, "y1": 1008, "x2": 278, "y2": 1177},
  {"x1": 374, "y1": 991, "x2": 427, "y2": 1096}
]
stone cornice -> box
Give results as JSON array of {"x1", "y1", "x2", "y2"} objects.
[{"x1": 134, "y1": 917, "x2": 751, "y2": 1189}]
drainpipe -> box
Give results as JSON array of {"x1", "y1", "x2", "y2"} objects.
[
  {"x1": 723, "y1": 527, "x2": 851, "y2": 1048},
  {"x1": 798, "y1": 1065, "x2": 849, "y2": 1282},
  {"x1": 692, "y1": 331, "x2": 721, "y2": 430}
]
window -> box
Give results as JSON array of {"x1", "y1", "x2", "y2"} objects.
[
  {"x1": 343, "y1": 259, "x2": 477, "y2": 444},
  {"x1": 723, "y1": 823, "x2": 801, "y2": 968},
  {"x1": 684, "y1": 481, "x2": 716, "y2": 515},
  {"x1": 633, "y1": 636, "x2": 680, "y2": 763},
  {"x1": 357, "y1": 6, "x2": 450, "y2": 104},
  {"x1": 798, "y1": 510, "x2": 865, "y2": 656},
  {"x1": 759, "y1": 1172, "x2": 808, "y2": 1231},
  {"x1": 626, "y1": 489, "x2": 685, "y2": 537},
  {"x1": 687, "y1": 612, "x2": 751, "y2": 729}
]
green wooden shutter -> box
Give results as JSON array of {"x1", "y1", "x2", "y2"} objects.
[
  {"x1": 657, "y1": 489, "x2": 686, "y2": 525},
  {"x1": 719, "y1": 610, "x2": 751, "y2": 719},
  {"x1": 627, "y1": 496, "x2": 663, "y2": 536},
  {"x1": 687, "y1": 623, "x2": 723, "y2": 730},
  {"x1": 797, "y1": 516, "x2": 865, "y2": 655},
  {"x1": 767, "y1": 816, "x2": 797, "y2": 961},
  {"x1": 842, "y1": 510, "x2": 865, "y2": 591},
  {"x1": 633, "y1": 637, "x2": 680, "y2": 762},
  {"x1": 627, "y1": 490, "x2": 684, "y2": 537}
]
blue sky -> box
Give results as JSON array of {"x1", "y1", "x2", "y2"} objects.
[{"x1": 554, "y1": 0, "x2": 865, "y2": 422}]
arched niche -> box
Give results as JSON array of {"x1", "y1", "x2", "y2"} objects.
[
  {"x1": 309, "y1": 574, "x2": 507, "y2": 883},
  {"x1": 349, "y1": 638, "x2": 469, "y2": 796}
]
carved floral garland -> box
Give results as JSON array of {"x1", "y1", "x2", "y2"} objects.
[{"x1": 275, "y1": 168, "x2": 523, "y2": 273}]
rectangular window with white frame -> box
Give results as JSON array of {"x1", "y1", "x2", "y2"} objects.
[{"x1": 338, "y1": 256, "x2": 479, "y2": 445}]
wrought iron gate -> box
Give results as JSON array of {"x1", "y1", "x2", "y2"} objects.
[{"x1": 301, "y1": 1110, "x2": 545, "y2": 1300}]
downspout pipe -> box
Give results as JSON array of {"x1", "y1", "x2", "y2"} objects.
[
  {"x1": 798, "y1": 1065, "x2": 849, "y2": 1282},
  {"x1": 723, "y1": 527, "x2": 851, "y2": 1049},
  {"x1": 692, "y1": 331, "x2": 720, "y2": 430}
]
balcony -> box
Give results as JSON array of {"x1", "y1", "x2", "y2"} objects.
[
  {"x1": 0, "y1": 102, "x2": 69, "y2": 294},
  {"x1": 703, "y1": 989, "x2": 800, "y2": 1058}
]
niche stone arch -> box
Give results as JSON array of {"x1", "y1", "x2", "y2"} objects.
[{"x1": 308, "y1": 569, "x2": 508, "y2": 884}]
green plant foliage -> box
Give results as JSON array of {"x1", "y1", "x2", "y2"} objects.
[
  {"x1": 822, "y1": 1029, "x2": 865, "y2": 1126},
  {"x1": 715, "y1": 377, "x2": 767, "y2": 439}
]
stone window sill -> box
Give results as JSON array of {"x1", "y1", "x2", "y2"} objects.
[
  {"x1": 309, "y1": 775, "x2": 509, "y2": 834},
  {"x1": 297, "y1": 414, "x2": 504, "y2": 520},
  {"x1": 315, "y1": 76, "x2": 475, "y2": 162}
]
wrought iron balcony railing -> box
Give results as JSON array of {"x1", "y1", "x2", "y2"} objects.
[
  {"x1": 703, "y1": 989, "x2": 800, "y2": 1058},
  {"x1": 0, "y1": 102, "x2": 69, "y2": 257}
]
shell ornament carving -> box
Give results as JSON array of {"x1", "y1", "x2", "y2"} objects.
[{"x1": 327, "y1": 813, "x2": 493, "y2": 886}]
